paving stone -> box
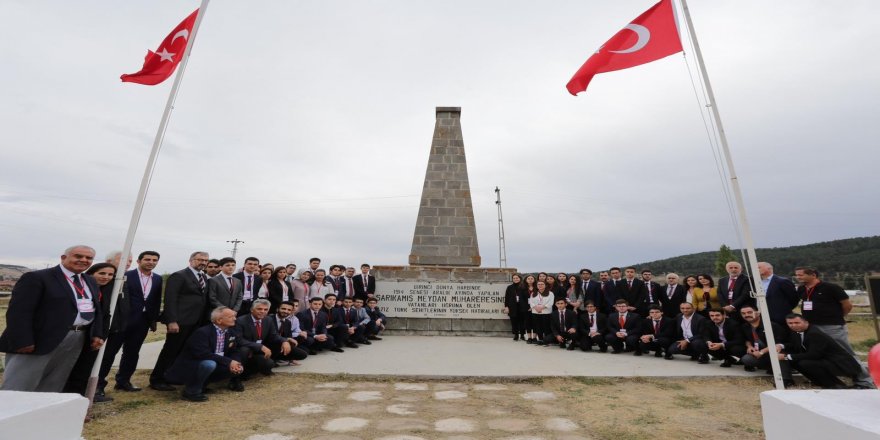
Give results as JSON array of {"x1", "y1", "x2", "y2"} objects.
[
  {"x1": 434, "y1": 418, "x2": 477, "y2": 433},
  {"x1": 486, "y1": 418, "x2": 534, "y2": 432},
  {"x1": 434, "y1": 390, "x2": 467, "y2": 400},
  {"x1": 288, "y1": 403, "x2": 327, "y2": 415},
  {"x1": 375, "y1": 417, "x2": 432, "y2": 431},
  {"x1": 315, "y1": 382, "x2": 349, "y2": 389},
  {"x1": 322, "y1": 417, "x2": 370, "y2": 432},
  {"x1": 348, "y1": 391, "x2": 383, "y2": 401},
  {"x1": 433, "y1": 383, "x2": 466, "y2": 391},
  {"x1": 394, "y1": 383, "x2": 429, "y2": 391},
  {"x1": 472, "y1": 384, "x2": 508, "y2": 391},
  {"x1": 386, "y1": 404, "x2": 417, "y2": 415},
  {"x1": 268, "y1": 418, "x2": 311, "y2": 432},
  {"x1": 246, "y1": 434, "x2": 295, "y2": 440},
  {"x1": 485, "y1": 407, "x2": 511, "y2": 416},
  {"x1": 351, "y1": 382, "x2": 388, "y2": 389},
  {"x1": 521, "y1": 391, "x2": 556, "y2": 401},
  {"x1": 545, "y1": 418, "x2": 579, "y2": 431},
  {"x1": 375, "y1": 436, "x2": 429, "y2": 440}
]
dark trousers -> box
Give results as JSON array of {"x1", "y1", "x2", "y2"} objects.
[
  {"x1": 668, "y1": 338, "x2": 709, "y2": 357},
  {"x1": 792, "y1": 359, "x2": 850, "y2": 389},
  {"x1": 238, "y1": 300, "x2": 253, "y2": 317},
  {"x1": 508, "y1": 314, "x2": 525, "y2": 336},
  {"x1": 638, "y1": 337, "x2": 672, "y2": 355},
  {"x1": 187, "y1": 360, "x2": 232, "y2": 394},
  {"x1": 533, "y1": 314, "x2": 551, "y2": 339},
  {"x1": 707, "y1": 343, "x2": 746, "y2": 360},
  {"x1": 303, "y1": 334, "x2": 337, "y2": 351},
  {"x1": 742, "y1": 353, "x2": 793, "y2": 381},
  {"x1": 524, "y1": 311, "x2": 534, "y2": 333},
  {"x1": 150, "y1": 324, "x2": 198, "y2": 384},
  {"x1": 107, "y1": 313, "x2": 150, "y2": 385},
  {"x1": 270, "y1": 343, "x2": 309, "y2": 362},
  {"x1": 329, "y1": 325, "x2": 350, "y2": 347},
  {"x1": 544, "y1": 332, "x2": 575, "y2": 346},
  {"x1": 240, "y1": 345, "x2": 275, "y2": 376},
  {"x1": 578, "y1": 332, "x2": 607, "y2": 351},
  {"x1": 63, "y1": 338, "x2": 99, "y2": 394},
  {"x1": 605, "y1": 333, "x2": 640, "y2": 352}
]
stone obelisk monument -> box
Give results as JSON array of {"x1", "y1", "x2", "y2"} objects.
[
  {"x1": 408, "y1": 107, "x2": 481, "y2": 267},
  {"x1": 373, "y1": 107, "x2": 516, "y2": 335}
]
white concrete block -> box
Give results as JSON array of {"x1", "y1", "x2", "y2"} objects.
[
  {"x1": 761, "y1": 390, "x2": 880, "y2": 440},
  {"x1": 0, "y1": 391, "x2": 88, "y2": 440}
]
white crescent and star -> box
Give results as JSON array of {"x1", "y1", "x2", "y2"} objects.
[
  {"x1": 609, "y1": 24, "x2": 650, "y2": 54},
  {"x1": 156, "y1": 48, "x2": 175, "y2": 62},
  {"x1": 170, "y1": 29, "x2": 189, "y2": 45}
]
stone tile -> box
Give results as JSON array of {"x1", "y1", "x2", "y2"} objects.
[
  {"x1": 433, "y1": 383, "x2": 466, "y2": 391},
  {"x1": 322, "y1": 417, "x2": 370, "y2": 432},
  {"x1": 434, "y1": 418, "x2": 477, "y2": 433},
  {"x1": 521, "y1": 391, "x2": 556, "y2": 401},
  {"x1": 351, "y1": 382, "x2": 388, "y2": 389},
  {"x1": 434, "y1": 390, "x2": 467, "y2": 400},
  {"x1": 545, "y1": 418, "x2": 578, "y2": 431},
  {"x1": 486, "y1": 418, "x2": 534, "y2": 432},
  {"x1": 375, "y1": 417, "x2": 432, "y2": 431},
  {"x1": 288, "y1": 403, "x2": 327, "y2": 415},
  {"x1": 348, "y1": 391, "x2": 382, "y2": 401},
  {"x1": 394, "y1": 383, "x2": 429, "y2": 391},
  {"x1": 386, "y1": 403, "x2": 417, "y2": 415},
  {"x1": 472, "y1": 384, "x2": 508, "y2": 391}
]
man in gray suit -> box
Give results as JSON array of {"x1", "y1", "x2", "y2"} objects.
[
  {"x1": 149, "y1": 251, "x2": 210, "y2": 391},
  {"x1": 208, "y1": 257, "x2": 243, "y2": 315}
]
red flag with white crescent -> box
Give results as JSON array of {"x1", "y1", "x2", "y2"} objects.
[
  {"x1": 121, "y1": 9, "x2": 199, "y2": 85},
  {"x1": 566, "y1": 0, "x2": 683, "y2": 95}
]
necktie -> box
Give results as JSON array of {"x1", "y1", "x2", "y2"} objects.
[
  {"x1": 560, "y1": 312, "x2": 564, "y2": 329},
  {"x1": 628, "y1": 280, "x2": 633, "y2": 290},
  {"x1": 619, "y1": 314, "x2": 625, "y2": 329},
  {"x1": 582, "y1": 281, "x2": 588, "y2": 292},
  {"x1": 647, "y1": 284, "x2": 654, "y2": 302},
  {"x1": 72, "y1": 274, "x2": 95, "y2": 321},
  {"x1": 247, "y1": 275, "x2": 252, "y2": 291},
  {"x1": 800, "y1": 332, "x2": 806, "y2": 350},
  {"x1": 728, "y1": 278, "x2": 736, "y2": 304},
  {"x1": 347, "y1": 278, "x2": 354, "y2": 297},
  {"x1": 719, "y1": 324, "x2": 726, "y2": 343},
  {"x1": 256, "y1": 319, "x2": 262, "y2": 339},
  {"x1": 654, "y1": 320, "x2": 659, "y2": 334},
  {"x1": 590, "y1": 314, "x2": 595, "y2": 328},
  {"x1": 227, "y1": 277, "x2": 233, "y2": 291},
  {"x1": 312, "y1": 311, "x2": 317, "y2": 331},
  {"x1": 198, "y1": 273, "x2": 206, "y2": 290},
  {"x1": 752, "y1": 328, "x2": 760, "y2": 349},
  {"x1": 346, "y1": 309, "x2": 351, "y2": 324},
  {"x1": 667, "y1": 286, "x2": 673, "y2": 299}
]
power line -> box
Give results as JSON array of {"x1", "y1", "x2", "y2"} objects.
[
  {"x1": 495, "y1": 186, "x2": 508, "y2": 268},
  {"x1": 227, "y1": 238, "x2": 245, "y2": 260}
]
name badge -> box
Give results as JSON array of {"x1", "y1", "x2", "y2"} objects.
[
  {"x1": 620, "y1": 329, "x2": 627, "y2": 335},
  {"x1": 256, "y1": 339, "x2": 262, "y2": 344},
  {"x1": 77, "y1": 298, "x2": 95, "y2": 313},
  {"x1": 802, "y1": 301, "x2": 813, "y2": 311}
]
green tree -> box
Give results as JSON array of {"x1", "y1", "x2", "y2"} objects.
[{"x1": 715, "y1": 244, "x2": 738, "y2": 278}]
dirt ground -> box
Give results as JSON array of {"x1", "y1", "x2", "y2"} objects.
[{"x1": 80, "y1": 372, "x2": 772, "y2": 440}]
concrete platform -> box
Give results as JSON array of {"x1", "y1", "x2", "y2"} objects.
[
  {"x1": 761, "y1": 390, "x2": 880, "y2": 439},
  {"x1": 125, "y1": 336, "x2": 755, "y2": 378}
]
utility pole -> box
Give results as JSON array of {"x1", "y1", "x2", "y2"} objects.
[
  {"x1": 494, "y1": 186, "x2": 507, "y2": 268},
  {"x1": 227, "y1": 239, "x2": 245, "y2": 260}
]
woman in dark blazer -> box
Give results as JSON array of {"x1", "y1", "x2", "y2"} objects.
[
  {"x1": 503, "y1": 274, "x2": 527, "y2": 341},
  {"x1": 266, "y1": 267, "x2": 293, "y2": 314}
]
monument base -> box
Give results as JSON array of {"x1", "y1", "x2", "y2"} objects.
[
  {"x1": 760, "y1": 390, "x2": 880, "y2": 439},
  {"x1": 373, "y1": 265, "x2": 517, "y2": 336},
  {"x1": 0, "y1": 391, "x2": 88, "y2": 440}
]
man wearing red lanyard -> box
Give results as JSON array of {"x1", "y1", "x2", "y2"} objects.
[
  {"x1": 0, "y1": 245, "x2": 104, "y2": 392},
  {"x1": 233, "y1": 257, "x2": 263, "y2": 317},
  {"x1": 795, "y1": 267, "x2": 874, "y2": 388},
  {"x1": 718, "y1": 261, "x2": 754, "y2": 322},
  {"x1": 101, "y1": 251, "x2": 163, "y2": 394}
]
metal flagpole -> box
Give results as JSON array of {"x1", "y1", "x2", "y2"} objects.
[
  {"x1": 677, "y1": 0, "x2": 785, "y2": 389},
  {"x1": 86, "y1": 0, "x2": 212, "y2": 405}
]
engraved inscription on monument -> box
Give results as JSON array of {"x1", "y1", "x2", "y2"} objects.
[{"x1": 375, "y1": 280, "x2": 506, "y2": 319}]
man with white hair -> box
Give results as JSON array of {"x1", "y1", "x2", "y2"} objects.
[
  {"x1": 757, "y1": 262, "x2": 799, "y2": 325},
  {"x1": 1, "y1": 245, "x2": 105, "y2": 391}
]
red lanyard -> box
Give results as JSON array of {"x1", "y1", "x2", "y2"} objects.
[
  {"x1": 805, "y1": 285, "x2": 816, "y2": 301},
  {"x1": 140, "y1": 273, "x2": 152, "y2": 295},
  {"x1": 64, "y1": 274, "x2": 87, "y2": 299}
]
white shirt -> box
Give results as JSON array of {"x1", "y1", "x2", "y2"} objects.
[
  {"x1": 681, "y1": 314, "x2": 694, "y2": 340},
  {"x1": 60, "y1": 265, "x2": 94, "y2": 326}
]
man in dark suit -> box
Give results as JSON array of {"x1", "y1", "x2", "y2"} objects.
[
  {"x1": 1, "y1": 245, "x2": 104, "y2": 392},
  {"x1": 621, "y1": 267, "x2": 648, "y2": 316},
  {"x1": 756, "y1": 262, "x2": 799, "y2": 325},
  {"x1": 353, "y1": 264, "x2": 376, "y2": 302},
  {"x1": 667, "y1": 302, "x2": 710, "y2": 363},
  {"x1": 577, "y1": 301, "x2": 607, "y2": 352},
  {"x1": 640, "y1": 269, "x2": 663, "y2": 311},
  {"x1": 235, "y1": 299, "x2": 301, "y2": 376},
  {"x1": 601, "y1": 269, "x2": 623, "y2": 315},
  {"x1": 365, "y1": 297, "x2": 387, "y2": 339},
  {"x1": 546, "y1": 298, "x2": 579, "y2": 350},
  {"x1": 577, "y1": 269, "x2": 602, "y2": 313},
  {"x1": 149, "y1": 251, "x2": 210, "y2": 391},
  {"x1": 605, "y1": 299, "x2": 642, "y2": 353},
  {"x1": 740, "y1": 304, "x2": 794, "y2": 385},
  {"x1": 638, "y1": 305, "x2": 675, "y2": 357},
  {"x1": 297, "y1": 297, "x2": 342, "y2": 353},
  {"x1": 233, "y1": 256, "x2": 263, "y2": 317},
  {"x1": 337, "y1": 297, "x2": 366, "y2": 346},
  {"x1": 705, "y1": 308, "x2": 746, "y2": 367},
  {"x1": 101, "y1": 251, "x2": 163, "y2": 393},
  {"x1": 325, "y1": 294, "x2": 358, "y2": 349},
  {"x1": 164, "y1": 307, "x2": 245, "y2": 401},
  {"x1": 208, "y1": 257, "x2": 243, "y2": 315},
  {"x1": 271, "y1": 300, "x2": 309, "y2": 364},
  {"x1": 778, "y1": 314, "x2": 864, "y2": 389},
  {"x1": 340, "y1": 267, "x2": 357, "y2": 303},
  {"x1": 660, "y1": 273, "x2": 687, "y2": 319},
  {"x1": 718, "y1": 261, "x2": 754, "y2": 322}
]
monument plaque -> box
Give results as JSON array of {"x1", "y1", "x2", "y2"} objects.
[{"x1": 375, "y1": 280, "x2": 506, "y2": 319}]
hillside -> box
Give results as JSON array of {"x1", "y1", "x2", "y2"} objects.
[{"x1": 631, "y1": 236, "x2": 880, "y2": 289}]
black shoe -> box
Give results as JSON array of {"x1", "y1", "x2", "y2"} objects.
[
  {"x1": 690, "y1": 356, "x2": 699, "y2": 362},
  {"x1": 633, "y1": 350, "x2": 642, "y2": 356},
  {"x1": 202, "y1": 387, "x2": 214, "y2": 394},
  {"x1": 360, "y1": 339, "x2": 372, "y2": 345},
  {"x1": 331, "y1": 347, "x2": 345, "y2": 353},
  {"x1": 114, "y1": 382, "x2": 142, "y2": 392},
  {"x1": 368, "y1": 335, "x2": 382, "y2": 341},
  {"x1": 559, "y1": 343, "x2": 567, "y2": 349},
  {"x1": 698, "y1": 355, "x2": 709, "y2": 364},
  {"x1": 308, "y1": 349, "x2": 318, "y2": 355},
  {"x1": 181, "y1": 391, "x2": 208, "y2": 402},
  {"x1": 611, "y1": 349, "x2": 621, "y2": 354},
  {"x1": 599, "y1": 347, "x2": 608, "y2": 353},
  {"x1": 345, "y1": 342, "x2": 359, "y2": 349},
  {"x1": 664, "y1": 353, "x2": 674, "y2": 360},
  {"x1": 149, "y1": 382, "x2": 175, "y2": 392},
  {"x1": 654, "y1": 351, "x2": 663, "y2": 358},
  {"x1": 526, "y1": 338, "x2": 535, "y2": 344},
  {"x1": 93, "y1": 391, "x2": 113, "y2": 403},
  {"x1": 513, "y1": 335, "x2": 519, "y2": 341},
  {"x1": 744, "y1": 366, "x2": 756, "y2": 372},
  {"x1": 720, "y1": 361, "x2": 732, "y2": 368},
  {"x1": 228, "y1": 379, "x2": 245, "y2": 392},
  {"x1": 566, "y1": 344, "x2": 576, "y2": 351},
  {"x1": 783, "y1": 380, "x2": 795, "y2": 388}
]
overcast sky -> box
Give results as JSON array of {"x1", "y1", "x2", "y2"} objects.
[{"x1": 1, "y1": 0, "x2": 877, "y2": 274}]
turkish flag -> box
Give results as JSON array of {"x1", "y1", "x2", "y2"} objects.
[
  {"x1": 566, "y1": 0, "x2": 682, "y2": 95},
  {"x1": 121, "y1": 9, "x2": 199, "y2": 85}
]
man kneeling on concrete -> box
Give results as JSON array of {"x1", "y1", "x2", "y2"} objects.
[
  {"x1": 236, "y1": 299, "x2": 305, "y2": 377},
  {"x1": 777, "y1": 313, "x2": 864, "y2": 389},
  {"x1": 164, "y1": 307, "x2": 245, "y2": 401}
]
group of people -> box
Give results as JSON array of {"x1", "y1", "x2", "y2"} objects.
[
  {"x1": 503, "y1": 263, "x2": 875, "y2": 389},
  {"x1": 0, "y1": 246, "x2": 389, "y2": 402}
]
